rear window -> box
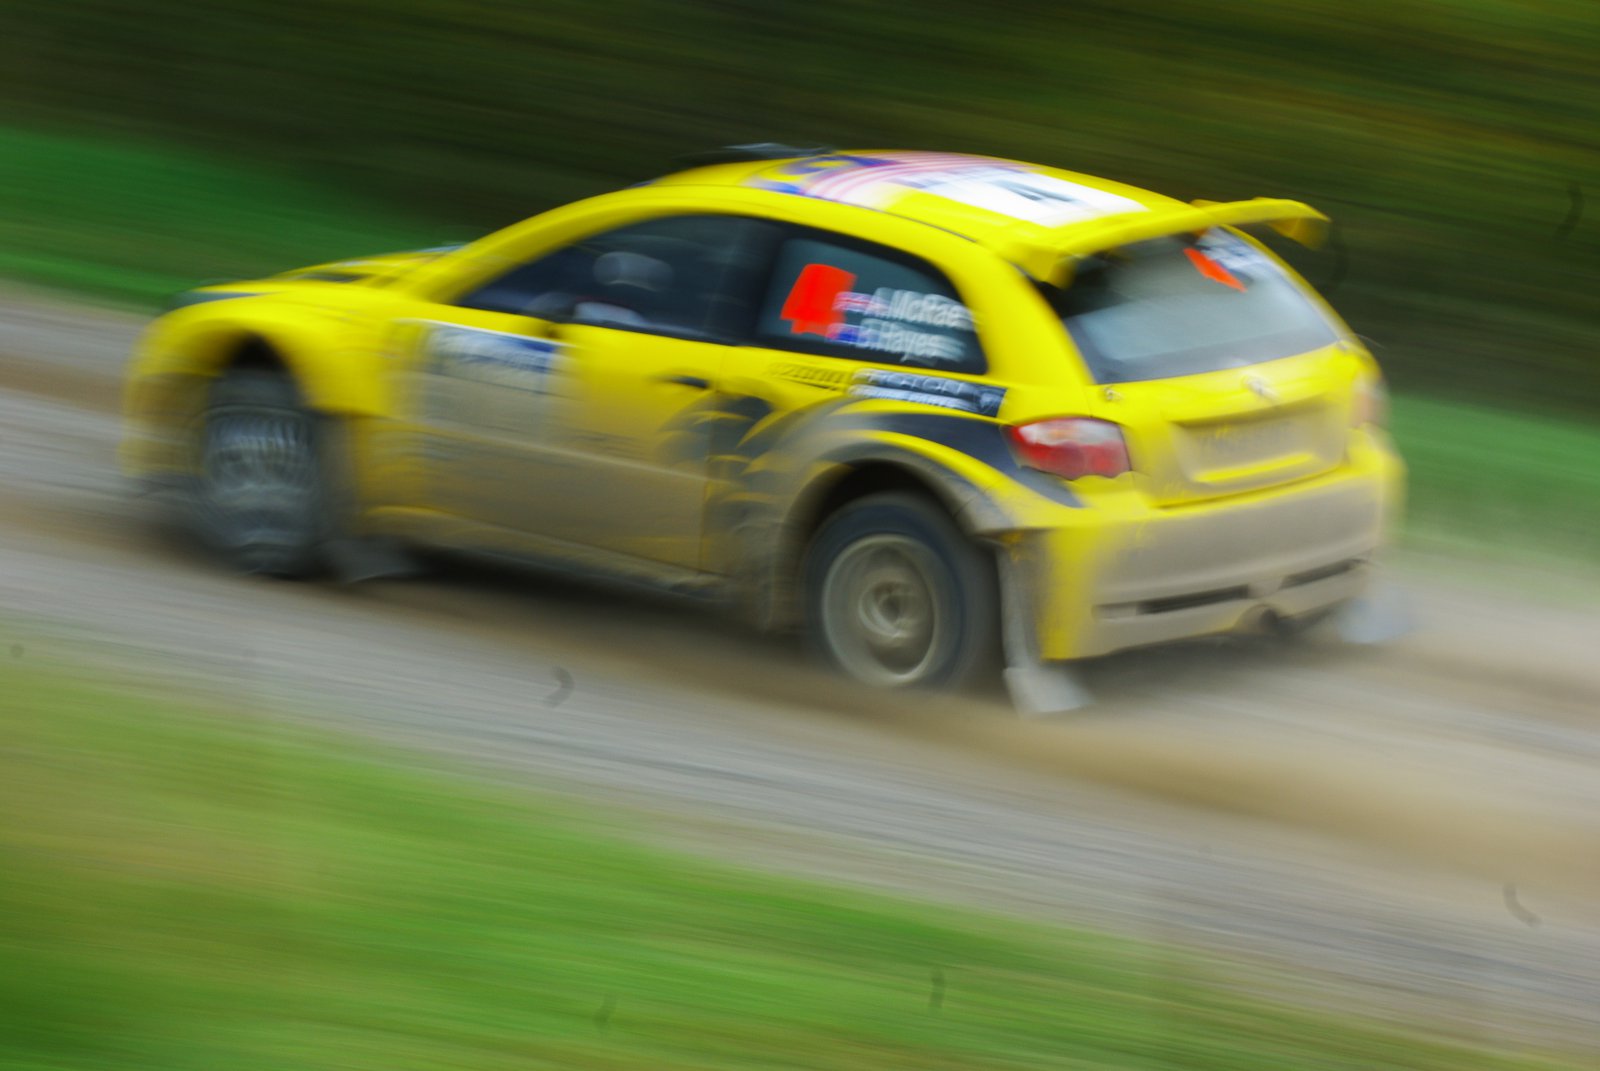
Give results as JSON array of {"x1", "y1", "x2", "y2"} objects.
[{"x1": 1043, "y1": 229, "x2": 1339, "y2": 384}]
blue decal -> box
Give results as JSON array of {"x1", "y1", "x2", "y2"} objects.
[
  {"x1": 428, "y1": 324, "x2": 563, "y2": 382},
  {"x1": 421, "y1": 323, "x2": 568, "y2": 433},
  {"x1": 850, "y1": 370, "x2": 1005, "y2": 417}
]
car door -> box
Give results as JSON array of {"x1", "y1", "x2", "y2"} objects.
[
  {"x1": 383, "y1": 263, "x2": 572, "y2": 540},
  {"x1": 706, "y1": 225, "x2": 994, "y2": 573},
  {"x1": 413, "y1": 213, "x2": 779, "y2": 572}
]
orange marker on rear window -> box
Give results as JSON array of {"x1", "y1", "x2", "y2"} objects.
[{"x1": 1184, "y1": 247, "x2": 1246, "y2": 291}]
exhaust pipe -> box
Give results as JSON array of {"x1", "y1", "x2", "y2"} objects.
[{"x1": 1240, "y1": 605, "x2": 1288, "y2": 637}]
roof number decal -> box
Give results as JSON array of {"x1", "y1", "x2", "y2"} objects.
[{"x1": 750, "y1": 152, "x2": 1147, "y2": 227}]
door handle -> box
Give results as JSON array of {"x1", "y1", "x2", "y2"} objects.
[{"x1": 661, "y1": 373, "x2": 712, "y2": 390}]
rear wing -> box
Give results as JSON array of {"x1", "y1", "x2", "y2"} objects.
[{"x1": 1015, "y1": 198, "x2": 1330, "y2": 287}]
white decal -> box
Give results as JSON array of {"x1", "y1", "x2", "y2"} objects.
[
  {"x1": 417, "y1": 321, "x2": 567, "y2": 434},
  {"x1": 835, "y1": 287, "x2": 974, "y2": 331},
  {"x1": 850, "y1": 370, "x2": 1006, "y2": 416},
  {"x1": 761, "y1": 152, "x2": 1148, "y2": 227},
  {"x1": 1195, "y1": 230, "x2": 1274, "y2": 276}
]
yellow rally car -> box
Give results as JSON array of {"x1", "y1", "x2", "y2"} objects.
[{"x1": 122, "y1": 147, "x2": 1403, "y2": 710}]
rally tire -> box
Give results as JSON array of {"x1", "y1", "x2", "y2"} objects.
[
  {"x1": 804, "y1": 492, "x2": 998, "y2": 691},
  {"x1": 192, "y1": 369, "x2": 329, "y2": 578}
]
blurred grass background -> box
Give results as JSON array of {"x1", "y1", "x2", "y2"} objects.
[
  {"x1": 2, "y1": 665, "x2": 1584, "y2": 1070},
  {"x1": 2, "y1": 0, "x2": 1597, "y2": 411},
  {"x1": 0, "y1": 126, "x2": 440, "y2": 304}
]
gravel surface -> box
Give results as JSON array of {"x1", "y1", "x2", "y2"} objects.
[{"x1": 3, "y1": 285, "x2": 1597, "y2": 1055}]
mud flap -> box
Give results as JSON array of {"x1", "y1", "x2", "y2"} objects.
[
  {"x1": 323, "y1": 537, "x2": 422, "y2": 585},
  {"x1": 997, "y1": 548, "x2": 1093, "y2": 717},
  {"x1": 312, "y1": 411, "x2": 423, "y2": 586}
]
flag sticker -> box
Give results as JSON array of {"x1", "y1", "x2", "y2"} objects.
[{"x1": 748, "y1": 152, "x2": 1147, "y2": 226}]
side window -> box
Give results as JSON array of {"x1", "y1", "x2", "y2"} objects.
[
  {"x1": 455, "y1": 215, "x2": 777, "y2": 340},
  {"x1": 753, "y1": 234, "x2": 984, "y2": 373}
]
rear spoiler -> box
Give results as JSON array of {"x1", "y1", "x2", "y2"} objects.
[{"x1": 1018, "y1": 198, "x2": 1330, "y2": 287}]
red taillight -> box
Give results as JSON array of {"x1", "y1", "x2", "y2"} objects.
[{"x1": 1006, "y1": 418, "x2": 1131, "y2": 480}]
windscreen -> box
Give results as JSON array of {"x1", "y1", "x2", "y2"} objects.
[{"x1": 1044, "y1": 229, "x2": 1339, "y2": 384}]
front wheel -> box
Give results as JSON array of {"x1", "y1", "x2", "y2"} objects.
[
  {"x1": 804, "y1": 492, "x2": 997, "y2": 691},
  {"x1": 192, "y1": 369, "x2": 328, "y2": 577}
]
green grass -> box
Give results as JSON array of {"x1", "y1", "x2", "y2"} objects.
[
  {"x1": 2, "y1": 121, "x2": 1597, "y2": 571},
  {"x1": 0, "y1": 665, "x2": 1581, "y2": 1070},
  {"x1": 0, "y1": 125, "x2": 454, "y2": 308},
  {"x1": 1391, "y1": 395, "x2": 1600, "y2": 567}
]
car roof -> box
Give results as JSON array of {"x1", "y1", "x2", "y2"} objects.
[
  {"x1": 647, "y1": 151, "x2": 1330, "y2": 285},
  {"x1": 649, "y1": 149, "x2": 1186, "y2": 267}
]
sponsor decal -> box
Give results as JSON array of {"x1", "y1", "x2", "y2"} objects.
[
  {"x1": 835, "y1": 287, "x2": 972, "y2": 331},
  {"x1": 1194, "y1": 230, "x2": 1272, "y2": 277},
  {"x1": 426, "y1": 323, "x2": 564, "y2": 386},
  {"x1": 417, "y1": 322, "x2": 567, "y2": 434},
  {"x1": 768, "y1": 362, "x2": 850, "y2": 390},
  {"x1": 831, "y1": 320, "x2": 964, "y2": 362},
  {"x1": 849, "y1": 369, "x2": 1005, "y2": 417},
  {"x1": 778, "y1": 262, "x2": 975, "y2": 364}
]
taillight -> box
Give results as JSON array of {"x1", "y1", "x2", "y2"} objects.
[
  {"x1": 1006, "y1": 418, "x2": 1131, "y2": 480},
  {"x1": 1352, "y1": 377, "x2": 1389, "y2": 427}
]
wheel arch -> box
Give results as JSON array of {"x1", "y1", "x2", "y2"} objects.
[
  {"x1": 142, "y1": 300, "x2": 388, "y2": 422},
  {"x1": 794, "y1": 461, "x2": 966, "y2": 543},
  {"x1": 203, "y1": 323, "x2": 377, "y2": 415},
  {"x1": 760, "y1": 452, "x2": 1009, "y2": 632},
  {"x1": 221, "y1": 332, "x2": 294, "y2": 376},
  {"x1": 123, "y1": 307, "x2": 378, "y2": 486},
  {"x1": 787, "y1": 461, "x2": 1005, "y2": 689}
]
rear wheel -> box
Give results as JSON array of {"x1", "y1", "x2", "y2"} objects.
[
  {"x1": 804, "y1": 492, "x2": 997, "y2": 690},
  {"x1": 193, "y1": 369, "x2": 327, "y2": 577}
]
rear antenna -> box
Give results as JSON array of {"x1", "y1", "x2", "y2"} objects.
[{"x1": 673, "y1": 143, "x2": 834, "y2": 168}]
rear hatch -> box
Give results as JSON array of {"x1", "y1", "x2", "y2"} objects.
[{"x1": 1039, "y1": 226, "x2": 1358, "y2": 506}]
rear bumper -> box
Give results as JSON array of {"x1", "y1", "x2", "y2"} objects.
[{"x1": 1017, "y1": 435, "x2": 1401, "y2": 661}]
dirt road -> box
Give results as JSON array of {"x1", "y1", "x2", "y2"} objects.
[{"x1": 3, "y1": 285, "x2": 1597, "y2": 1055}]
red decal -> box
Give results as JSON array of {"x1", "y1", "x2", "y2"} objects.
[
  {"x1": 781, "y1": 263, "x2": 855, "y2": 336},
  {"x1": 1184, "y1": 247, "x2": 1246, "y2": 292}
]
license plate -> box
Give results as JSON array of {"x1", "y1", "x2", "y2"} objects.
[{"x1": 1190, "y1": 415, "x2": 1304, "y2": 468}]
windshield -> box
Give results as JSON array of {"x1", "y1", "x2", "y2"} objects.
[{"x1": 1043, "y1": 229, "x2": 1339, "y2": 384}]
